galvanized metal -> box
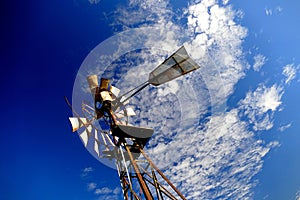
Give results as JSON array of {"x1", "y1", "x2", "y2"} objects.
[{"x1": 149, "y1": 46, "x2": 200, "y2": 86}]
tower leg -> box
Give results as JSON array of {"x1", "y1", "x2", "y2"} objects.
[
  {"x1": 125, "y1": 145, "x2": 153, "y2": 200},
  {"x1": 116, "y1": 144, "x2": 186, "y2": 200}
]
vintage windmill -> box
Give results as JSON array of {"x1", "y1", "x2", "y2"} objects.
[{"x1": 66, "y1": 46, "x2": 200, "y2": 199}]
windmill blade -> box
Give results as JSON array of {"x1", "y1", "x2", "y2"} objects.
[
  {"x1": 97, "y1": 129, "x2": 108, "y2": 146},
  {"x1": 94, "y1": 141, "x2": 100, "y2": 157},
  {"x1": 87, "y1": 75, "x2": 99, "y2": 95},
  {"x1": 69, "y1": 117, "x2": 88, "y2": 132},
  {"x1": 110, "y1": 85, "x2": 121, "y2": 97},
  {"x1": 79, "y1": 129, "x2": 89, "y2": 147},
  {"x1": 114, "y1": 110, "x2": 125, "y2": 119},
  {"x1": 79, "y1": 124, "x2": 115, "y2": 158},
  {"x1": 94, "y1": 129, "x2": 99, "y2": 141},
  {"x1": 78, "y1": 124, "x2": 92, "y2": 147},
  {"x1": 148, "y1": 46, "x2": 200, "y2": 86},
  {"x1": 125, "y1": 107, "x2": 136, "y2": 116},
  {"x1": 93, "y1": 130, "x2": 101, "y2": 157},
  {"x1": 113, "y1": 107, "x2": 136, "y2": 122},
  {"x1": 106, "y1": 131, "x2": 115, "y2": 146}
]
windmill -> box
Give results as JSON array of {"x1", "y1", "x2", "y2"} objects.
[{"x1": 66, "y1": 46, "x2": 200, "y2": 200}]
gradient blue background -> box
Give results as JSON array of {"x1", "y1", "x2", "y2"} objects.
[
  {"x1": 1, "y1": 1, "x2": 120, "y2": 199},
  {"x1": 1, "y1": 0, "x2": 300, "y2": 199}
]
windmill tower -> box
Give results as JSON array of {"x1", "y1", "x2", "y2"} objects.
[{"x1": 66, "y1": 46, "x2": 200, "y2": 200}]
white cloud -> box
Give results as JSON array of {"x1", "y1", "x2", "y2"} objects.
[
  {"x1": 83, "y1": 167, "x2": 93, "y2": 173},
  {"x1": 265, "y1": 8, "x2": 272, "y2": 16},
  {"x1": 255, "y1": 85, "x2": 282, "y2": 112},
  {"x1": 265, "y1": 5, "x2": 283, "y2": 16},
  {"x1": 276, "y1": 6, "x2": 283, "y2": 13},
  {"x1": 94, "y1": 186, "x2": 121, "y2": 200},
  {"x1": 222, "y1": 0, "x2": 229, "y2": 5},
  {"x1": 145, "y1": 109, "x2": 279, "y2": 199},
  {"x1": 283, "y1": 64, "x2": 297, "y2": 84},
  {"x1": 94, "y1": 187, "x2": 112, "y2": 195},
  {"x1": 185, "y1": 0, "x2": 248, "y2": 107},
  {"x1": 81, "y1": 167, "x2": 94, "y2": 178},
  {"x1": 87, "y1": 182, "x2": 97, "y2": 191},
  {"x1": 88, "y1": 0, "x2": 100, "y2": 4},
  {"x1": 253, "y1": 54, "x2": 267, "y2": 71},
  {"x1": 239, "y1": 84, "x2": 283, "y2": 131},
  {"x1": 106, "y1": 0, "x2": 280, "y2": 199},
  {"x1": 241, "y1": 84, "x2": 283, "y2": 113},
  {"x1": 112, "y1": 0, "x2": 171, "y2": 30},
  {"x1": 94, "y1": 186, "x2": 120, "y2": 195},
  {"x1": 278, "y1": 123, "x2": 292, "y2": 132},
  {"x1": 80, "y1": 167, "x2": 121, "y2": 199},
  {"x1": 296, "y1": 189, "x2": 300, "y2": 200}
]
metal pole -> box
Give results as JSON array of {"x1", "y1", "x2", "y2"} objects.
[
  {"x1": 140, "y1": 149, "x2": 186, "y2": 200},
  {"x1": 124, "y1": 145, "x2": 153, "y2": 200}
]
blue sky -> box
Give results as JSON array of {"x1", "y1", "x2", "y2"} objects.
[
  {"x1": 1, "y1": 0, "x2": 300, "y2": 199},
  {"x1": 1, "y1": 1, "x2": 121, "y2": 199}
]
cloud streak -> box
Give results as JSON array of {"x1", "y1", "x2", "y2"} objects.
[
  {"x1": 81, "y1": 167, "x2": 122, "y2": 199},
  {"x1": 296, "y1": 189, "x2": 300, "y2": 200},
  {"x1": 283, "y1": 64, "x2": 297, "y2": 84},
  {"x1": 239, "y1": 84, "x2": 283, "y2": 131},
  {"x1": 253, "y1": 54, "x2": 267, "y2": 71}
]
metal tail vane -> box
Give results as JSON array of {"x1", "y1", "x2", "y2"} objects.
[{"x1": 66, "y1": 46, "x2": 200, "y2": 200}]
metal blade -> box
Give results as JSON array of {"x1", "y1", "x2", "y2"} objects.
[
  {"x1": 79, "y1": 129, "x2": 89, "y2": 147},
  {"x1": 94, "y1": 141, "x2": 100, "y2": 157},
  {"x1": 69, "y1": 117, "x2": 88, "y2": 132},
  {"x1": 114, "y1": 110, "x2": 125, "y2": 118},
  {"x1": 87, "y1": 124, "x2": 92, "y2": 133},
  {"x1": 126, "y1": 107, "x2": 136, "y2": 116},
  {"x1": 110, "y1": 85, "x2": 121, "y2": 97},
  {"x1": 87, "y1": 75, "x2": 99, "y2": 95},
  {"x1": 94, "y1": 129, "x2": 99, "y2": 141}
]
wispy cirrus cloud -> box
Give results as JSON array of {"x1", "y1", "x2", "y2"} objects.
[
  {"x1": 239, "y1": 84, "x2": 283, "y2": 131},
  {"x1": 81, "y1": 167, "x2": 122, "y2": 199},
  {"x1": 88, "y1": 0, "x2": 100, "y2": 4},
  {"x1": 87, "y1": 182, "x2": 121, "y2": 199},
  {"x1": 296, "y1": 189, "x2": 300, "y2": 200},
  {"x1": 278, "y1": 122, "x2": 292, "y2": 132},
  {"x1": 283, "y1": 64, "x2": 297, "y2": 84},
  {"x1": 265, "y1": 5, "x2": 283, "y2": 16},
  {"x1": 253, "y1": 54, "x2": 267, "y2": 71},
  {"x1": 81, "y1": 166, "x2": 94, "y2": 178},
  {"x1": 87, "y1": 182, "x2": 97, "y2": 191},
  {"x1": 95, "y1": 186, "x2": 120, "y2": 195}
]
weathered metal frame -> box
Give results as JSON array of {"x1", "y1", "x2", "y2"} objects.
[{"x1": 115, "y1": 143, "x2": 186, "y2": 200}]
